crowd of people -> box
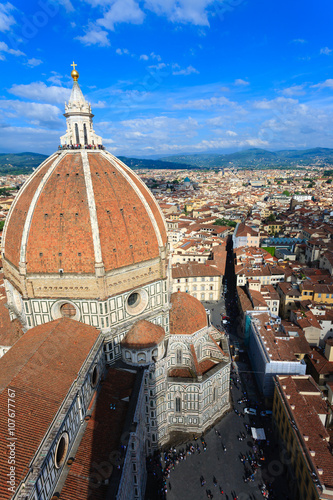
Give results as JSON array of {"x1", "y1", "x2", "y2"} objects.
[
  {"x1": 147, "y1": 436, "x2": 217, "y2": 499},
  {"x1": 58, "y1": 143, "x2": 105, "y2": 150}
]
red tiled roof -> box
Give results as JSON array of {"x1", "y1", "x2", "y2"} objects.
[
  {"x1": 169, "y1": 292, "x2": 207, "y2": 335},
  {"x1": 307, "y1": 349, "x2": 333, "y2": 375},
  {"x1": 60, "y1": 368, "x2": 136, "y2": 500},
  {"x1": 172, "y1": 262, "x2": 222, "y2": 279},
  {"x1": 0, "y1": 318, "x2": 101, "y2": 499},
  {"x1": 277, "y1": 376, "x2": 333, "y2": 488},
  {"x1": 168, "y1": 368, "x2": 194, "y2": 378},
  {"x1": 121, "y1": 319, "x2": 165, "y2": 349}
]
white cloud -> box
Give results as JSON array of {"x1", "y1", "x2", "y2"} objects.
[
  {"x1": 0, "y1": 41, "x2": 25, "y2": 60},
  {"x1": 320, "y1": 47, "x2": 332, "y2": 55},
  {"x1": 149, "y1": 62, "x2": 167, "y2": 70},
  {"x1": 116, "y1": 48, "x2": 130, "y2": 55},
  {"x1": 253, "y1": 97, "x2": 298, "y2": 110},
  {"x1": 0, "y1": 126, "x2": 62, "y2": 154},
  {"x1": 25, "y1": 58, "x2": 43, "y2": 67},
  {"x1": 292, "y1": 38, "x2": 306, "y2": 43},
  {"x1": 226, "y1": 130, "x2": 237, "y2": 136},
  {"x1": 172, "y1": 65, "x2": 199, "y2": 76},
  {"x1": 0, "y1": 100, "x2": 62, "y2": 127},
  {"x1": 47, "y1": 72, "x2": 65, "y2": 86},
  {"x1": 281, "y1": 84, "x2": 306, "y2": 96},
  {"x1": 311, "y1": 79, "x2": 333, "y2": 90},
  {"x1": 118, "y1": 116, "x2": 199, "y2": 144},
  {"x1": 97, "y1": 0, "x2": 145, "y2": 30},
  {"x1": 173, "y1": 96, "x2": 236, "y2": 110},
  {"x1": 234, "y1": 78, "x2": 249, "y2": 86},
  {"x1": 140, "y1": 54, "x2": 149, "y2": 60},
  {"x1": 76, "y1": 26, "x2": 110, "y2": 46},
  {"x1": 150, "y1": 52, "x2": 162, "y2": 61},
  {"x1": 91, "y1": 100, "x2": 106, "y2": 108},
  {"x1": 0, "y1": 2, "x2": 16, "y2": 33},
  {"x1": 8, "y1": 82, "x2": 70, "y2": 104},
  {"x1": 56, "y1": 0, "x2": 74, "y2": 12},
  {"x1": 144, "y1": 0, "x2": 215, "y2": 26}
]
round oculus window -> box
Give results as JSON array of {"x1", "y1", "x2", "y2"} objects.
[
  {"x1": 55, "y1": 432, "x2": 69, "y2": 469},
  {"x1": 60, "y1": 303, "x2": 76, "y2": 318},
  {"x1": 125, "y1": 289, "x2": 149, "y2": 316},
  {"x1": 127, "y1": 292, "x2": 140, "y2": 308}
]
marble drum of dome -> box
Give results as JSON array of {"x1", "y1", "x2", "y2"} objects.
[{"x1": 1, "y1": 66, "x2": 169, "y2": 331}]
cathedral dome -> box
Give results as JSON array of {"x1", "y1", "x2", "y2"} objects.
[
  {"x1": 169, "y1": 292, "x2": 207, "y2": 335},
  {"x1": 121, "y1": 319, "x2": 165, "y2": 349},
  {"x1": 1, "y1": 69, "x2": 167, "y2": 302}
]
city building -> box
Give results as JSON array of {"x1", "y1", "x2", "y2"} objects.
[
  {"x1": 245, "y1": 311, "x2": 307, "y2": 398},
  {"x1": 233, "y1": 222, "x2": 260, "y2": 249},
  {"x1": 273, "y1": 375, "x2": 333, "y2": 500},
  {"x1": 172, "y1": 262, "x2": 222, "y2": 301}
]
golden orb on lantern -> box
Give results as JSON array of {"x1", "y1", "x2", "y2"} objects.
[{"x1": 71, "y1": 61, "x2": 79, "y2": 81}]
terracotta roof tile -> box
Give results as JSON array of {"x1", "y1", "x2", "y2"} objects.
[
  {"x1": 60, "y1": 368, "x2": 137, "y2": 500},
  {"x1": 4, "y1": 156, "x2": 56, "y2": 269},
  {"x1": 121, "y1": 319, "x2": 165, "y2": 349},
  {"x1": 0, "y1": 318, "x2": 101, "y2": 499},
  {"x1": 169, "y1": 292, "x2": 207, "y2": 335}
]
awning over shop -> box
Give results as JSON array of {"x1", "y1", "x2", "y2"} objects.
[{"x1": 251, "y1": 427, "x2": 266, "y2": 440}]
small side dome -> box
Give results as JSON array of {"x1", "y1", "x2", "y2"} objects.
[
  {"x1": 170, "y1": 292, "x2": 207, "y2": 335},
  {"x1": 121, "y1": 319, "x2": 165, "y2": 349}
]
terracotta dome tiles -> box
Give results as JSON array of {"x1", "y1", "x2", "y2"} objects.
[
  {"x1": 26, "y1": 153, "x2": 95, "y2": 274},
  {"x1": 121, "y1": 319, "x2": 165, "y2": 349},
  {"x1": 114, "y1": 158, "x2": 167, "y2": 246},
  {"x1": 2, "y1": 151, "x2": 167, "y2": 276},
  {"x1": 88, "y1": 153, "x2": 159, "y2": 271},
  {"x1": 4, "y1": 155, "x2": 57, "y2": 269},
  {"x1": 169, "y1": 292, "x2": 207, "y2": 335}
]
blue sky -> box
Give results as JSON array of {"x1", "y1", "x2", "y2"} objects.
[{"x1": 1, "y1": 0, "x2": 333, "y2": 156}]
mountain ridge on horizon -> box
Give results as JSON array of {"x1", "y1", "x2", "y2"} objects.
[{"x1": 0, "y1": 147, "x2": 333, "y2": 175}]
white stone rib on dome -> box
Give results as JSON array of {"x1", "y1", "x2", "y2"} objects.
[
  {"x1": 107, "y1": 152, "x2": 168, "y2": 242},
  {"x1": 19, "y1": 152, "x2": 66, "y2": 273},
  {"x1": 1, "y1": 152, "x2": 59, "y2": 258},
  {"x1": 101, "y1": 151, "x2": 165, "y2": 248}
]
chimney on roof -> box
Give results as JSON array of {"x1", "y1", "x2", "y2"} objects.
[
  {"x1": 310, "y1": 450, "x2": 316, "y2": 457},
  {"x1": 303, "y1": 435, "x2": 309, "y2": 441}
]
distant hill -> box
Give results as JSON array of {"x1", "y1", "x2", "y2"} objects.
[
  {"x1": 0, "y1": 152, "x2": 193, "y2": 175},
  {"x1": 117, "y1": 156, "x2": 193, "y2": 170},
  {"x1": 159, "y1": 148, "x2": 333, "y2": 168},
  {"x1": 0, "y1": 153, "x2": 48, "y2": 174},
  {"x1": 2, "y1": 148, "x2": 333, "y2": 175}
]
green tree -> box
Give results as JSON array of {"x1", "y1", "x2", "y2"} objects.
[
  {"x1": 214, "y1": 218, "x2": 236, "y2": 227},
  {"x1": 282, "y1": 190, "x2": 290, "y2": 196}
]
